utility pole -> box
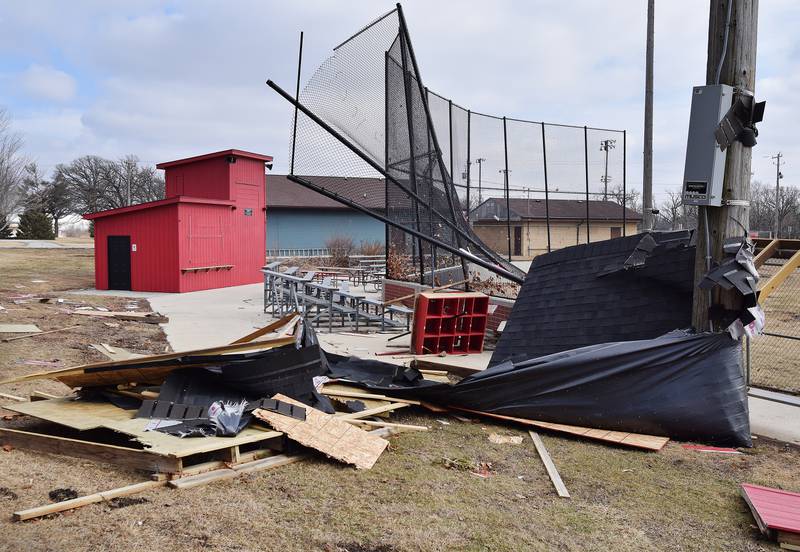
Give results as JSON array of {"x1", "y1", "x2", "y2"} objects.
[
  {"x1": 600, "y1": 139, "x2": 616, "y2": 200},
  {"x1": 771, "y1": 152, "x2": 783, "y2": 238},
  {"x1": 642, "y1": 0, "x2": 655, "y2": 230},
  {"x1": 691, "y1": 0, "x2": 759, "y2": 332},
  {"x1": 475, "y1": 158, "x2": 486, "y2": 204}
]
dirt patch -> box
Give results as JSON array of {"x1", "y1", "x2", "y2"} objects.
[
  {"x1": 107, "y1": 497, "x2": 149, "y2": 509},
  {"x1": 323, "y1": 543, "x2": 401, "y2": 552},
  {"x1": 48, "y1": 488, "x2": 79, "y2": 503}
]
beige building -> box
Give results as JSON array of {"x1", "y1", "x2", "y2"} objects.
[{"x1": 471, "y1": 198, "x2": 641, "y2": 260}]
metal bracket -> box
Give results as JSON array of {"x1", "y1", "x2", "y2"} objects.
[{"x1": 724, "y1": 199, "x2": 750, "y2": 207}]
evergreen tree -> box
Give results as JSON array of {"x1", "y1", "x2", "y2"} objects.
[{"x1": 15, "y1": 209, "x2": 55, "y2": 239}]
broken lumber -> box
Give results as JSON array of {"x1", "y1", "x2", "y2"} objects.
[
  {"x1": 451, "y1": 406, "x2": 669, "y2": 451},
  {"x1": 69, "y1": 310, "x2": 168, "y2": 324},
  {"x1": 13, "y1": 480, "x2": 165, "y2": 521},
  {"x1": 345, "y1": 419, "x2": 428, "y2": 431},
  {"x1": 253, "y1": 394, "x2": 389, "y2": 470},
  {"x1": 230, "y1": 312, "x2": 300, "y2": 344},
  {"x1": 168, "y1": 427, "x2": 397, "y2": 491},
  {"x1": 1, "y1": 324, "x2": 80, "y2": 343},
  {"x1": 0, "y1": 334, "x2": 297, "y2": 387},
  {"x1": 0, "y1": 392, "x2": 26, "y2": 402},
  {"x1": 320, "y1": 387, "x2": 421, "y2": 406},
  {"x1": 529, "y1": 431, "x2": 570, "y2": 498}
]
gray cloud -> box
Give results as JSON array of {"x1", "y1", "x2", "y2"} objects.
[{"x1": 0, "y1": 0, "x2": 796, "y2": 206}]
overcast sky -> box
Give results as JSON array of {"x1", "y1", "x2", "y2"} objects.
[{"x1": 1, "y1": 0, "x2": 798, "y2": 206}]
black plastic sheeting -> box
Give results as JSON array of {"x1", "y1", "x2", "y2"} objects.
[
  {"x1": 491, "y1": 231, "x2": 695, "y2": 366},
  {"x1": 327, "y1": 330, "x2": 751, "y2": 447}
]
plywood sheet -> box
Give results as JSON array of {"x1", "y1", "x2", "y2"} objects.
[
  {"x1": 253, "y1": 394, "x2": 388, "y2": 469},
  {"x1": 6, "y1": 398, "x2": 282, "y2": 458}
]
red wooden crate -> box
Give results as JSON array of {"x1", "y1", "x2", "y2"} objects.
[{"x1": 411, "y1": 291, "x2": 489, "y2": 355}]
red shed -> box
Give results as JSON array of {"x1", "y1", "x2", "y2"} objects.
[{"x1": 85, "y1": 149, "x2": 271, "y2": 293}]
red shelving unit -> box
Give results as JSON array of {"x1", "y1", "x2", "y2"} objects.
[{"x1": 411, "y1": 291, "x2": 489, "y2": 355}]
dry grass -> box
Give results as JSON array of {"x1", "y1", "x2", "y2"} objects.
[{"x1": 0, "y1": 248, "x2": 797, "y2": 551}]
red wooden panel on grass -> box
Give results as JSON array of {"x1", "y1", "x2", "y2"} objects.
[{"x1": 741, "y1": 483, "x2": 800, "y2": 535}]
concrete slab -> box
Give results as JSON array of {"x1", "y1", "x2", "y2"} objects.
[
  {"x1": 749, "y1": 397, "x2": 800, "y2": 446},
  {"x1": 0, "y1": 239, "x2": 93, "y2": 249}
]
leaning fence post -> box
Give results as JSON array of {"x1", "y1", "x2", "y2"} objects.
[
  {"x1": 583, "y1": 125, "x2": 591, "y2": 243},
  {"x1": 503, "y1": 116, "x2": 512, "y2": 261},
  {"x1": 541, "y1": 122, "x2": 552, "y2": 253}
]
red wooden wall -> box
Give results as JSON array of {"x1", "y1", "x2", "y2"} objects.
[
  {"x1": 93, "y1": 204, "x2": 180, "y2": 292},
  {"x1": 89, "y1": 150, "x2": 267, "y2": 293}
]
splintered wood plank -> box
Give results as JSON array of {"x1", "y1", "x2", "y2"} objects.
[
  {"x1": 451, "y1": 407, "x2": 669, "y2": 451},
  {"x1": 253, "y1": 394, "x2": 389, "y2": 469}
]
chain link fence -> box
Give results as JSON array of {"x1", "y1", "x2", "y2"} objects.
[
  {"x1": 749, "y1": 261, "x2": 800, "y2": 395},
  {"x1": 426, "y1": 89, "x2": 636, "y2": 268}
]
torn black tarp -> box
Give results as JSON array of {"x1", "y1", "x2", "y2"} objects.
[{"x1": 327, "y1": 330, "x2": 751, "y2": 447}]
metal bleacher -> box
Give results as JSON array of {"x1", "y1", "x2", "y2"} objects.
[{"x1": 262, "y1": 265, "x2": 411, "y2": 333}]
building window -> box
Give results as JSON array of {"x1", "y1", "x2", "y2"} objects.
[{"x1": 610, "y1": 226, "x2": 622, "y2": 239}]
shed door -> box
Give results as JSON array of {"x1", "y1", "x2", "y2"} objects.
[
  {"x1": 107, "y1": 235, "x2": 131, "y2": 290},
  {"x1": 513, "y1": 226, "x2": 522, "y2": 256}
]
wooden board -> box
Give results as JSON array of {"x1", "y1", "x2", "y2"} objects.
[
  {"x1": 5, "y1": 398, "x2": 282, "y2": 458},
  {"x1": 13, "y1": 480, "x2": 165, "y2": 521},
  {"x1": 529, "y1": 431, "x2": 570, "y2": 498},
  {"x1": 451, "y1": 407, "x2": 669, "y2": 451},
  {"x1": 0, "y1": 335, "x2": 297, "y2": 387},
  {"x1": 253, "y1": 394, "x2": 389, "y2": 469},
  {"x1": 231, "y1": 312, "x2": 300, "y2": 344}
]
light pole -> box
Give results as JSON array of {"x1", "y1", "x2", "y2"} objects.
[
  {"x1": 600, "y1": 139, "x2": 616, "y2": 200},
  {"x1": 475, "y1": 158, "x2": 486, "y2": 205},
  {"x1": 771, "y1": 152, "x2": 784, "y2": 238}
]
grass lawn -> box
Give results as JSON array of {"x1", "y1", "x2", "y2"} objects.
[{"x1": 0, "y1": 248, "x2": 797, "y2": 551}]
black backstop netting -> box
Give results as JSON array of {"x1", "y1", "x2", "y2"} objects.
[{"x1": 271, "y1": 7, "x2": 525, "y2": 292}]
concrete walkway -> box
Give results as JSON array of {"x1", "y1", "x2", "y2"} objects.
[
  {"x1": 0, "y1": 239, "x2": 93, "y2": 249},
  {"x1": 72, "y1": 283, "x2": 800, "y2": 445}
]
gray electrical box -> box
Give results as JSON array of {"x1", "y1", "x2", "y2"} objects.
[{"x1": 682, "y1": 84, "x2": 733, "y2": 206}]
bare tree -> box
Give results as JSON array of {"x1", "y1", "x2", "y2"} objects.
[
  {"x1": 608, "y1": 182, "x2": 642, "y2": 214},
  {"x1": 657, "y1": 190, "x2": 684, "y2": 230},
  {"x1": 105, "y1": 155, "x2": 164, "y2": 207},
  {"x1": 749, "y1": 180, "x2": 800, "y2": 237},
  {"x1": 57, "y1": 155, "x2": 112, "y2": 215},
  {"x1": 0, "y1": 108, "x2": 26, "y2": 233},
  {"x1": 23, "y1": 163, "x2": 74, "y2": 236}
]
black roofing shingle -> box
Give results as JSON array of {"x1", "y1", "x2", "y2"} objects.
[{"x1": 490, "y1": 231, "x2": 695, "y2": 365}]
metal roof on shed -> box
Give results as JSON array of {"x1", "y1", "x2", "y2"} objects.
[
  {"x1": 266, "y1": 175, "x2": 385, "y2": 210},
  {"x1": 156, "y1": 149, "x2": 273, "y2": 169}
]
